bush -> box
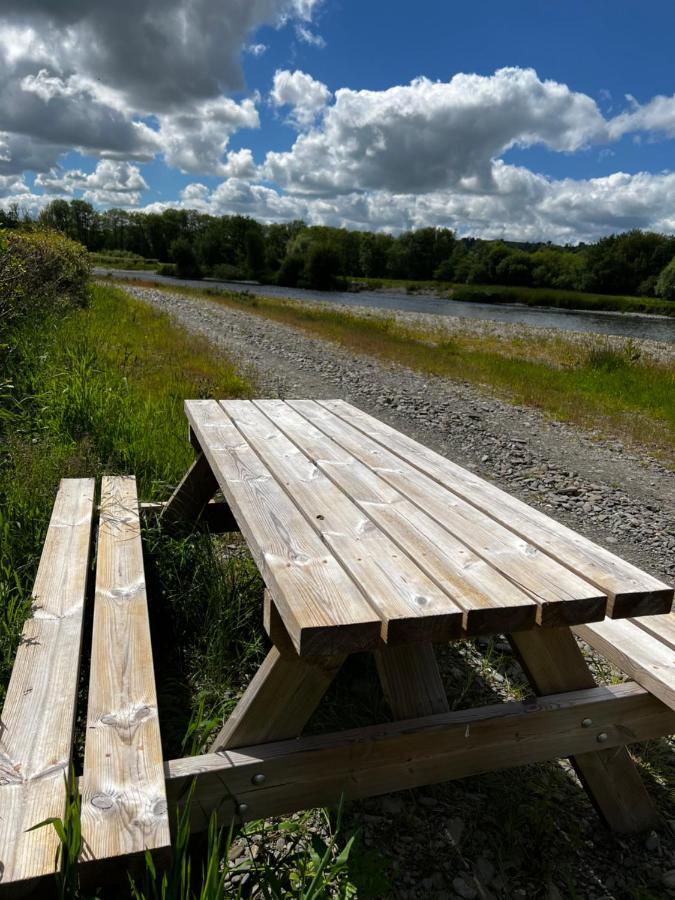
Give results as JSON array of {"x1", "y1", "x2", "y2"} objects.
[
  {"x1": 0, "y1": 228, "x2": 90, "y2": 329},
  {"x1": 304, "y1": 243, "x2": 340, "y2": 290},
  {"x1": 211, "y1": 262, "x2": 246, "y2": 281},
  {"x1": 157, "y1": 262, "x2": 177, "y2": 277}
]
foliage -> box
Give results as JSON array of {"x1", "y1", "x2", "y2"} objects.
[
  {"x1": 0, "y1": 227, "x2": 90, "y2": 328},
  {"x1": 655, "y1": 256, "x2": 675, "y2": 300},
  {"x1": 170, "y1": 237, "x2": 202, "y2": 279}
]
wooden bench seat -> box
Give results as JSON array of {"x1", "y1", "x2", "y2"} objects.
[
  {"x1": 0, "y1": 479, "x2": 95, "y2": 892},
  {"x1": 575, "y1": 613, "x2": 675, "y2": 710}
]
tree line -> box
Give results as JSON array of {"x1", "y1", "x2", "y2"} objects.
[{"x1": 4, "y1": 198, "x2": 675, "y2": 298}]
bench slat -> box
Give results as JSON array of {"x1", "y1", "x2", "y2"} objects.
[
  {"x1": 630, "y1": 612, "x2": 675, "y2": 651},
  {"x1": 292, "y1": 400, "x2": 606, "y2": 628},
  {"x1": 0, "y1": 478, "x2": 95, "y2": 890},
  {"x1": 222, "y1": 400, "x2": 464, "y2": 643},
  {"x1": 575, "y1": 619, "x2": 675, "y2": 710},
  {"x1": 322, "y1": 399, "x2": 672, "y2": 618},
  {"x1": 255, "y1": 399, "x2": 536, "y2": 636},
  {"x1": 80, "y1": 476, "x2": 170, "y2": 873},
  {"x1": 186, "y1": 400, "x2": 381, "y2": 656}
]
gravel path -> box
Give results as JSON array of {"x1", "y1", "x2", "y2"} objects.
[{"x1": 123, "y1": 284, "x2": 674, "y2": 586}]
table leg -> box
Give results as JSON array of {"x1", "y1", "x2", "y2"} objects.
[
  {"x1": 510, "y1": 627, "x2": 660, "y2": 833},
  {"x1": 161, "y1": 452, "x2": 220, "y2": 528},
  {"x1": 211, "y1": 603, "x2": 347, "y2": 752},
  {"x1": 376, "y1": 644, "x2": 450, "y2": 719}
]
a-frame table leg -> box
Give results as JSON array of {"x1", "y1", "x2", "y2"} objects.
[
  {"x1": 161, "y1": 452, "x2": 220, "y2": 528},
  {"x1": 510, "y1": 627, "x2": 660, "y2": 833},
  {"x1": 211, "y1": 601, "x2": 346, "y2": 751},
  {"x1": 376, "y1": 643, "x2": 450, "y2": 719}
]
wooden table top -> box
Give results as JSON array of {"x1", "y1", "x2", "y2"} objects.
[{"x1": 185, "y1": 398, "x2": 673, "y2": 657}]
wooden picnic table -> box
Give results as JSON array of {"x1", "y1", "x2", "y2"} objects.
[
  {"x1": 162, "y1": 398, "x2": 674, "y2": 834},
  {"x1": 1, "y1": 398, "x2": 673, "y2": 893}
]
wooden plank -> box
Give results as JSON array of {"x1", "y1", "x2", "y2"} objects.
[
  {"x1": 321, "y1": 399, "x2": 672, "y2": 618},
  {"x1": 185, "y1": 400, "x2": 381, "y2": 656},
  {"x1": 80, "y1": 476, "x2": 170, "y2": 875},
  {"x1": 511, "y1": 626, "x2": 661, "y2": 832},
  {"x1": 220, "y1": 400, "x2": 464, "y2": 643},
  {"x1": 160, "y1": 451, "x2": 219, "y2": 528},
  {"x1": 0, "y1": 479, "x2": 95, "y2": 894},
  {"x1": 376, "y1": 644, "x2": 450, "y2": 719},
  {"x1": 629, "y1": 612, "x2": 675, "y2": 651},
  {"x1": 575, "y1": 619, "x2": 675, "y2": 711},
  {"x1": 291, "y1": 400, "x2": 606, "y2": 628},
  {"x1": 166, "y1": 682, "x2": 674, "y2": 832},
  {"x1": 255, "y1": 399, "x2": 536, "y2": 636},
  {"x1": 210, "y1": 647, "x2": 346, "y2": 751}
]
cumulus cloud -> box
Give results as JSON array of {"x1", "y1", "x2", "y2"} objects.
[
  {"x1": 270, "y1": 69, "x2": 331, "y2": 128},
  {"x1": 265, "y1": 68, "x2": 609, "y2": 195},
  {"x1": 0, "y1": 0, "x2": 320, "y2": 174},
  {"x1": 34, "y1": 159, "x2": 149, "y2": 205},
  {"x1": 609, "y1": 93, "x2": 675, "y2": 139}
]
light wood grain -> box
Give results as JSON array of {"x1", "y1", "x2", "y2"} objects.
[
  {"x1": 375, "y1": 644, "x2": 449, "y2": 719},
  {"x1": 291, "y1": 400, "x2": 606, "y2": 627},
  {"x1": 0, "y1": 479, "x2": 94, "y2": 894},
  {"x1": 255, "y1": 399, "x2": 536, "y2": 636},
  {"x1": 166, "y1": 682, "x2": 674, "y2": 832},
  {"x1": 575, "y1": 619, "x2": 675, "y2": 711},
  {"x1": 160, "y1": 451, "x2": 219, "y2": 529},
  {"x1": 221, "y1": 400, "x2": 464, "y2": 643},
  {"x1": 321, "y1": 399, "x2": 672, "y2": 618},
  {"x1": 630, "y1": 612, "x2": 675, "y2": 651},
  {"x1": 80, "y1": 476, "x2": 170, "y2": 874},
  {"x1": 211, "y1": 647, "x2": 346, "y2": 751},
  {"x1": 511, "y1": 626, "x2": 660, "y2": 832},
  {"x1": 185, "y1": 400, "x2": 380, "y2": 656}
]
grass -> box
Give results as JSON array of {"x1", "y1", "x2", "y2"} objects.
[
  {"x1": 90, "y1": 250, "x2": 160, "y2": 271},
  {"x1": 350, "y1": 276, "x2": 675, "y2": 317},
  {"x1": 118, "y1": 278, "x2": 675, "y2": 466}
]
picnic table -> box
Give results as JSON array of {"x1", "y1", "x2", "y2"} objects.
[
  {"x1": 1, "y1": 398, "x2": 673, "y2": 893},
  {"x1": 164, "y1": 399, "x2": 674, "y2": 833}
]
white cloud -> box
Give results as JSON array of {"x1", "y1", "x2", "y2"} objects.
[
  {"x1": 0, "y1": 0, "x2": 320, "y2": 174},
  {"x1": 265, "y1": 68, "x2": 609, "y2": 196},
  {"x1": 270, "y1": 69, "x2": 331, "y2": 128},
  {"x1": 156, "y1": 97, "x2": 260, "y2": 175},
  {"x1": 246, "y1": 43, "x2": 268, "y2": 57},
  {"x1": 609, "y1": 93, "x2": 675, "y2": 139},
  {"x1": 34, "y1": 160, "x2": 149, "y2": 206},
  {"x1": 295, "y1": 24, "x2": 326, "y2": 48}
]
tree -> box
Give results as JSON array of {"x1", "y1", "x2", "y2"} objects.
[
  {"x1": 655, "y1": 257, "x2": 675, "y2": 300},
  {"x1": 170, "y1": 238, "x2": 201, "y2": 278},
  {"x1": 304, "y1": 244, "x2": 340, "y2": 290}
]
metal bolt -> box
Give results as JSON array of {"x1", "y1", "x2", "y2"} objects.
[
  {"x1": 581, "y1": 718, "x2": 593, "y2": 728},
  {"x1": 596, "y1": 732, "x2": 609, "y2": 743},
  {"x1": 251, "y1": 773, "x2": 266, "y2": 785},
  {"x1": 237, "y1": 803, "x2": 249, "y2": 814}
]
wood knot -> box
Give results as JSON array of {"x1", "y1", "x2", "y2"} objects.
[{"x1": 91, "y1": 793, "x2": 114, "y2": 810}]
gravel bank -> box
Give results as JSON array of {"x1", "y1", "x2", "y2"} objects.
[
  {"x1": 120, "y1": 284, "x2": 674, "y2": 899},
  {"x1": 123, "y1": 284, "x2": 674, "y2": 585}
]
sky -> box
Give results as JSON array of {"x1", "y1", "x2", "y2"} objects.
[{"x1": 1, "y1": 0, "x2": 675, "y2": 242}]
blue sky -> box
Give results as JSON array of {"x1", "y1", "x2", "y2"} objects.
[{"x1": 1, "y1": 0, "x2": 675, "y2": 241}]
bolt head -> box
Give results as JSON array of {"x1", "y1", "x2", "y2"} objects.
[
  {"x1": 251, "y1": 773, "x2": 266, "y2": 785},
  {"x1": 581, "y1": 718, "x2": 593, "y2": 728},
  {"x1": 597, "y1": 732, "x2": 609, "y2": 743}
]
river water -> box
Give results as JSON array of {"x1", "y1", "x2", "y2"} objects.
[{"x1": 100, "y1": 268, "x2": 675, "y2": 344}]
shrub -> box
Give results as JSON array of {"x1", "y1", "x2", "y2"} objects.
[
  {"x1": 0, "y1": 228, "x2": 90, "y2": 329},
  {"x1": 211, "y1": 262, "x2": 246, "y2": 281},
  {"x1": 304, "y1": 243, "x2": 340, "y2": 290},
  {"x1": 157, "y1": 262, "x2": 177, "y2": 277}
]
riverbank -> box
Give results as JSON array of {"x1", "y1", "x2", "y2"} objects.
[{"x1": 113, "y1": 280, "x2": 675, "y2": 466}]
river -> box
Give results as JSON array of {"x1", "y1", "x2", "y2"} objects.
[{"x1": 99, "y1": 268, "x2": 675, "y2": 344}]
